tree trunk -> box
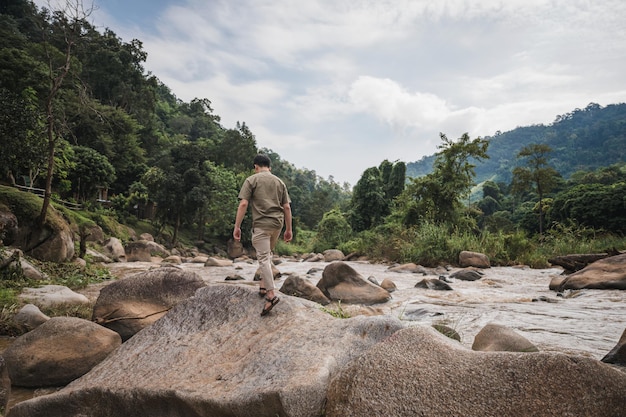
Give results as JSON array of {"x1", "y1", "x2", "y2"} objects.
[{"x1": 38, "y1": 108, "x2": 56, "y2": 227}]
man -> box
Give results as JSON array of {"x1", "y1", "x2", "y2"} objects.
[{"x1": 233, "y1": 154, "x2": 293, "y2": 316}]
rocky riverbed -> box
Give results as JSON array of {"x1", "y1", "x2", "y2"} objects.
[
  {"x1": 95, "y1": 258, "x2": 625, "y2": 359},
  {"x1": 4, "y1": 256, "x2": 626, "y2": 416}
]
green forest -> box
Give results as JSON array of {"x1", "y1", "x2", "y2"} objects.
[{"x1": 1, "y1": 0, "x2": 626, "y2": 268}]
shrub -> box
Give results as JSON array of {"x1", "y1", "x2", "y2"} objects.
[{"x1": 312, "y1": 209, "x2": 352, "y2": 253}]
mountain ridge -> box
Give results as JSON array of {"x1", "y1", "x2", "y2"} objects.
[{"x1": 406, "y1": 102, "x2": 626, "y2": 184}]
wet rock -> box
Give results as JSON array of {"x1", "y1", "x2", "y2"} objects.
[
  {"x1": 414, "y1": 278, "x2": 453, "y2": 291},
  {"x1": 280, "y1": 274, "x2": 330, "y2": 305},
  {"x1": 602, "y1": 327, "x2": 626, "y2": 366},
  {"x1": 551, "y1": 253, "x2": 626, "y2": 290},
  {"x1": 204, "y1": 257, "x2": 233, "y2": 267},
  {"x1": 472, "y1": 323, "x2": 539, "y2": 352},
  {"x1": 380, "y1": 278, "x2": 397, "y2": 292},
  {"x1": 225, "y1": 274, "x2": 245, "y2": 281},
  {"x1": 451, "y1": 268, "x2": 484, "y2": 281},
  {"x1": 317, "y1": 261, "x2": 392, "y2": 305},
  {"x1": 387, "y1": 263, "x2": 428, "y2": 274},
  {"x1": 304, "y1": 253, "x2": 324, "y2": 262}
]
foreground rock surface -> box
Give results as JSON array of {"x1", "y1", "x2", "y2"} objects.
[
  {"x1": 7, "y1": 285, "x2": 404, "y2": 417},
  {"x1": 325, "y1": 326, "x2": 626, "y2": 417}
]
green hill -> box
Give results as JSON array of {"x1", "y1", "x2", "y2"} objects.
[{"x1": 406, "y1": 102, "x2": 626, "y2": 184}]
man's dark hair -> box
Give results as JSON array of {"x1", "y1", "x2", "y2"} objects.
[{"x1": 254, "y1": 154, "x2": 271, "y2": 167}]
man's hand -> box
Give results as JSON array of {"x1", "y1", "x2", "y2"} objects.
[
  {"x1": 283, "y1": 230, "x2": 292, "y2": 243},
  {"x1": 233, "y1": 227, "x2": 242, "y2": 241}
]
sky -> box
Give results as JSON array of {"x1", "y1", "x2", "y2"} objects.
[{"x1": 34, "y1": 0, "x2": 626, "y2": 186}]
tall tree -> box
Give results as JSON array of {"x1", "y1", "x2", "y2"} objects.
[
  {"x1": 0, "y1": 88, "x2": 46, "y2": 185},
  {"x1": 349, "y1": 167, "x2": 387, "y2": 232},
  {"x1": 37, "y1": 0, "x2": 93, "y2": 226},
  {"x1": 67, "y1": 145, "x2": 116, "y2": 202},
  {"x1": 511, "y1": 143, "x2": 560, "y2": 236},
  {"x1": 400, "y1": 133, "x2": 489, "y2": 225}
]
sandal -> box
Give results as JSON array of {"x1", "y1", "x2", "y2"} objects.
[
  {"x1": 258, "y1": 287, "x2": 267, "y2": 297},
  {"x1": 261, "y1": 296, "x2": 280, "y2": 316}
]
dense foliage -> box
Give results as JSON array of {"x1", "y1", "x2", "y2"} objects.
[
  {"x1": 1, "y1": 0, "x2": 624, "y2": 267},
  {"x1": 407, "y1": 103, "x2": 626, "y2": 184}
]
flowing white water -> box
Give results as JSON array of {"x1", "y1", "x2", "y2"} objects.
[{"x1": 103, "y1": 259, "x2": 626, "y2": 360}]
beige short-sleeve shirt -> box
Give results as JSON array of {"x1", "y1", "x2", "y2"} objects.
[{"x1": 238, "y1": 171, "x2": 291, "y2": 230}]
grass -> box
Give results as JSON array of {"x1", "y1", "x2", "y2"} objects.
[
  {"x1": 0, "y1": 248, "x2": 112, "y2": 336},
  {"x1": 319, "y1": 301, "x2": 351, "y2": 319}
]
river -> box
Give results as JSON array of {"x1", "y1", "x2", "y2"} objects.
[{"x1": 104, "y1": 258, "x2": 625, "y2": 359}]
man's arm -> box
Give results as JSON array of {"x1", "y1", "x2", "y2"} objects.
[
  {"x1": 233, "y1": 199, "x2": 249, "y2": 241},
  {"x1": 283, "y1": 202, "x2": 293, "y2": 242}
]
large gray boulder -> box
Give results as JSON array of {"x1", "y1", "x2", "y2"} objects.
[
  {"x1": 92, "y1": 266, "x2": 206, "y2": 341},
  {"x1": 2, "y1": 317, "x2": 121, "y2": 387},
  {"x1": 551, "y1": 253, "x2": 626, "y2": 290},
  {"x1": 325, "y1": 326, "x2": 626, "y2": 417},
  {"x1": 6, "y1": 285, "x2": 404, "y2": 417},
  {"x1": 316, "y1": 261, "x2": 392, "y2": 305}
]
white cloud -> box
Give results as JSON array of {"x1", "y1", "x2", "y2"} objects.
[{"x1": 29, "y1": 0, "x2": 626, "y2": 185}]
